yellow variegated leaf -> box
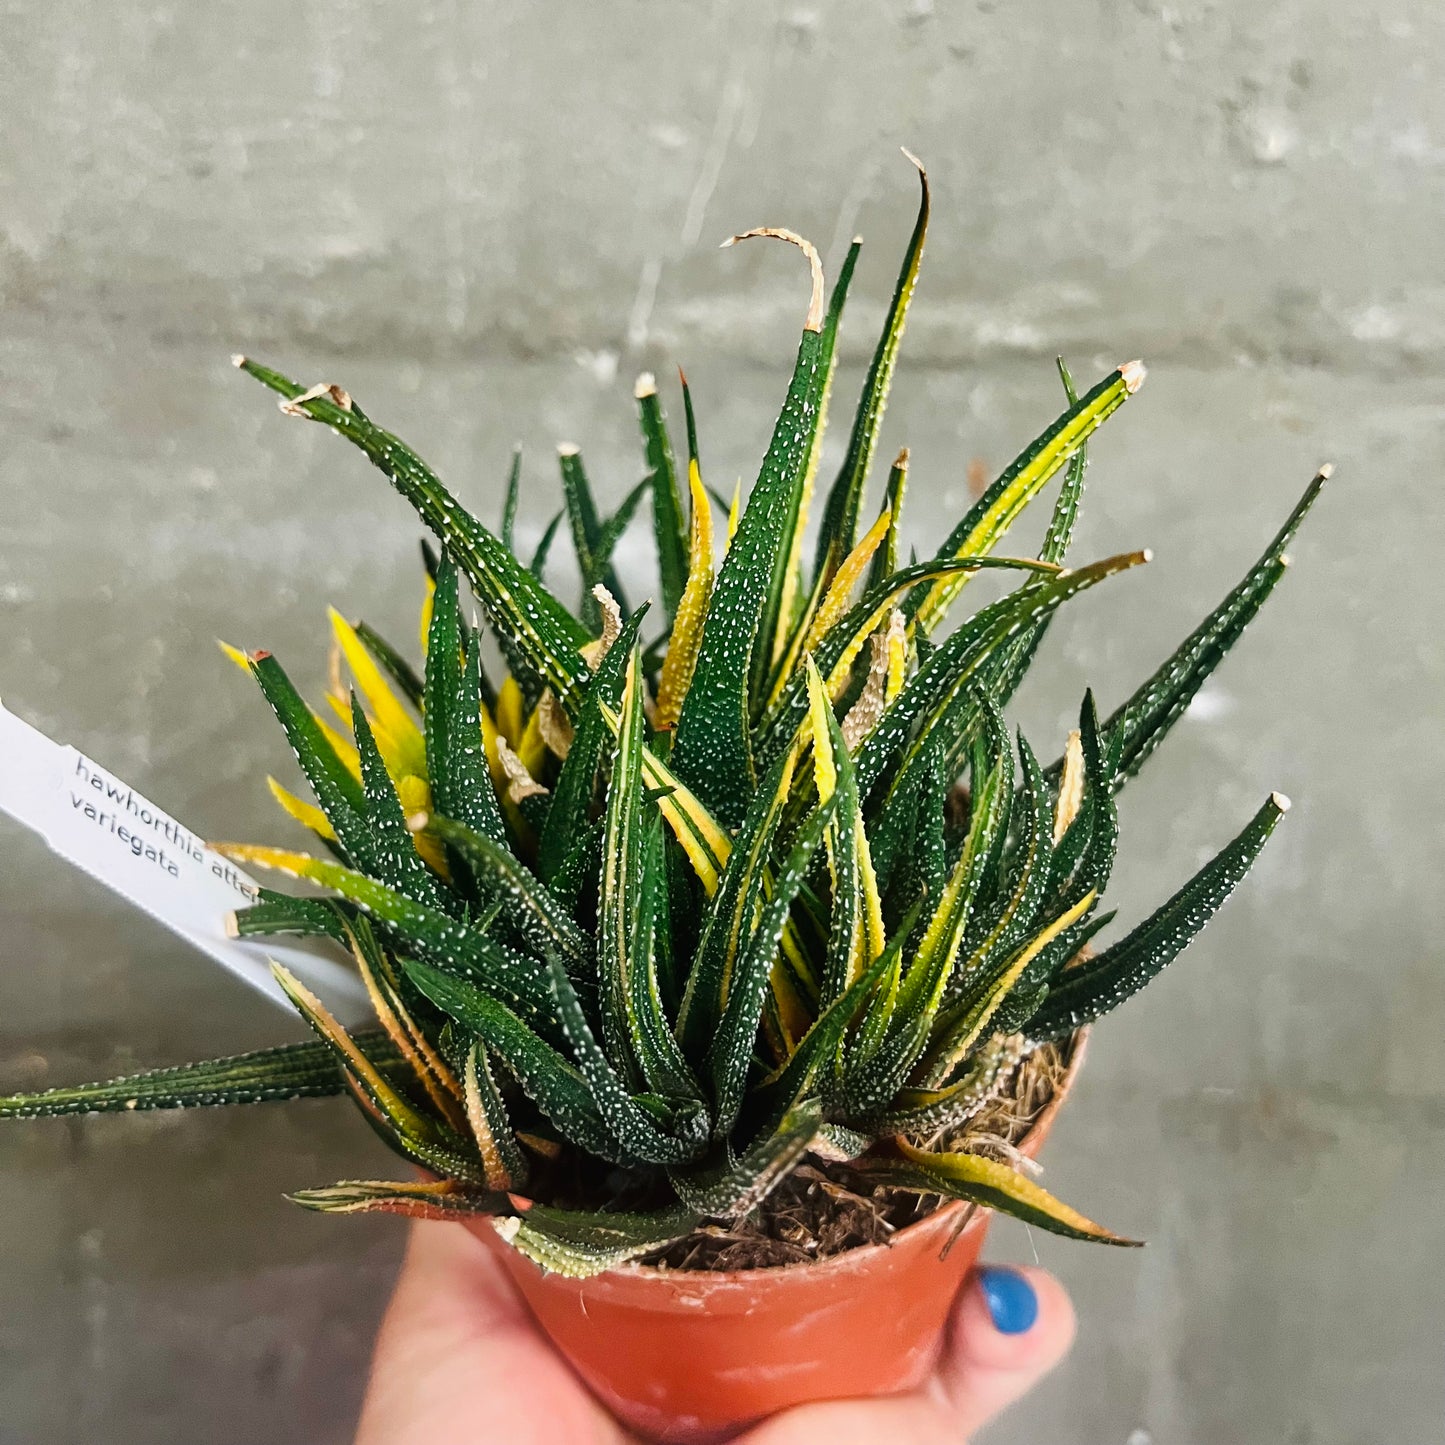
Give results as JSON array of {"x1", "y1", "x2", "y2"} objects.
[
  {"x1": 271, "y1": 961, "x2": 437, "y2": 1141},
  {"x1": 478, "y1": 696, "x2": 506, "y2": 794},
  {"x1": 214, "y1": 843, "x2": 337, "y2": 884},
  {"x1": 912, "y1": 363, "x2": 1144, "y2": 634},
  {"x1": 330, "y1": 608, "x2": 427, "y2": 777},
  {"x1": 655, "y1": 459, "x2": 714, "y2": 732},
  {"x1": 883, "y1": 606, "x2": 908, "y2": 704},
  {"x1": 804, "y1": 505, "x2": 892, "y2": 656},
  {"x1": 924, "y1": 892, "x2": 1098, "y2": 1085},
  {"x1": 313, "y1": 709, "x2": 362, "y2": 783},
  {"x1": 806, "y1": 658, "x2": 883, "y2": 992},
  {"x1": 516, "y1": 704, "x2": 548, "y2": 782},
  {"x1": 396, "y1": 774, "x2": 448, "y2": 875},
  {"x1": 217, "y1": 640, "x2": 252, "y2": 673},
  {"x1": 418, "y1": 572, "x2": 435, "y2": 658},
  {"x1": 266, "y1": 776, "x2": 337, "y2": 842},
  {"x1": 602, "y1": 701, "x2": 732, "y2": 891},
  {"x1": 764, "y1": 499, "x2": 893, "y2": 719},
  {"x1": 804, "y1": 658, "x2": 839, "y2": 807},
  {"x1": 495, "y1": 676, "x2": 525, "y2": 748},
  {"x1": 888, "y1": 1140, "x2": 1141, "y2": 1245},
  {"x1": 344, "y1": 925, "x2": 464, "y2": 1128},
  {"x1": 464, "y1": 1044, "x2": 522, "y2": 1192}
]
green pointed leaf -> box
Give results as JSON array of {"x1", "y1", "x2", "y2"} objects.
[
  {"x1": 530, "y1": 509, "x2": 564, "y2": 579},
  {"x1": 858, "y1": 552, "x2": 1149, "y2": 809},
  {"x1": 558, "y1": 445, "x2": 629, "y2": 626},
  {"x1": 637, "y1": 375, "x2": 688, "y2": 621},
  {"x1": 219, "y1": 845, "x2": 564, "y2": 1035},
  {"x1": 501, "y1": 445, "x2": 522, "y2": 551},
  {"x1": 424, "y1": 557, "x2": 507, "y2": 847},
  {"x1": 1030, "y1": 792, "x2": 1289, "y2": 1040},
  {"x1": 675, "y1": 717, "x2": 811, "y2": 1056},
  {"x1": 536, "y1": 605, "x2": 649, "y2": 884},
  {"x1": 745, "y1": 942, "x2": 898, "y2": 1142},
  {"x1": 510, "y1": 1202, "x2": 699, "y2": 1277},
  {"x1": 1038, "y1": 355, "x2": 1087, "y2": 566},
  {"x1": 815, "y1": 152, "x2": 929, "y2": 586},
  {"x1": 402, "y1": 958, "x2": 628, "y2": 1165},
  {"x1": 707, "y1": 791, "x2": 837, "y2": 1136},
  {"x1": 424, "y1": 815, "x2": 590, "y2": 972},
  {"x1": 857, "y1": 1141, "x2": 1141, "y2": 1246},
  {"x1": 1098, "y1": 467, "x2": 1329, "y2": 787},
  {"x1": 595, "y1": 477, "x2": 650, "y2": 571},
  {"x1": 350, "y1": 696, "x2": 450, "y2": 910},
  {"x1": 236, "y1": 358, "x2": 591, "y2": 709},
  {"x1": 231, "y1": 889, "x2": 351, "y2": 942},
  {"x1": 671, "y1": 235, "x2": 851, "y2": 825},
  {"x1": 0, "y1": 1037, "x2": 375, "y2": 1117},
  {"x1": 865, "y1": 449, "x2": 910, "y2": 596},
  {"x1": 546, "y1": 954, "x2": 709, "y2": 1166},
  {"x1": 669, "y1": 1100, "x2": 824, "y2": 1220},
  {"x1": 246, "y1": 650, "x2": 369, "y2": 863}
]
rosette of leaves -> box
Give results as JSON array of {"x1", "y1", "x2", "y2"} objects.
[{"x1": 1, "y1": 160, "x2": 1326, "y2": 1276}]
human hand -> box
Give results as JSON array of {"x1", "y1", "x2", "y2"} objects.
[{"x1": 355, "y1": 1220, "x2": 1076, "y2": 1444}]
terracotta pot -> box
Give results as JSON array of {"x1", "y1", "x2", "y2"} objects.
[{"x1": 470, "y1": 1036, "x2": 1086, "y2": 1444}]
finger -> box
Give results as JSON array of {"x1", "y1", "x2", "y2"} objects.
[
  {"x1": 355, "y1": 1221, "x2": 627, "y2": 1445},
  {"x1": 742, "y1": 1265, "x2": 1073, "y2": 1445},
  {"x1": 936, "y1": 1265, "x2": 1076, "y2": 1438}
]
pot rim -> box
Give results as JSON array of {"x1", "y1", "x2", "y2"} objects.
[{"x1": 605, "y1": 1028, "x2": 1090, "y2": 1288}]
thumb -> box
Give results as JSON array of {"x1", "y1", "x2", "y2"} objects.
[{"x1": 933, "y1": 1264, "x2": 1076, "y2": 1438}]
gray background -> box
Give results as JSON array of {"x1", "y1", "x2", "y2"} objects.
[{"x1": 1, "y1": 2, "x2": 1441, "y2": 1442}]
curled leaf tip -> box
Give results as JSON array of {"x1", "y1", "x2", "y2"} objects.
[
  {"x1": 721, "y1": 226, "x2": 825, "y2": 332},
  {"x1": 1271, "y1": 791, "x2": 1292, "y2": 813},
  {"x1": 1119, "y1": 359, "x2": 1147, "y2": 394},
  {"x1": 900, "y1": 145, "x2": 927, "y2": 176},
  {"x1": 633, "y1": 372, "x2": 657, "y2": 400}
]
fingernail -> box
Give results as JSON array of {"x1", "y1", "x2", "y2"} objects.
[{"x1": 978, "y1": 1267, "x2": 1039, "y2": 1335}]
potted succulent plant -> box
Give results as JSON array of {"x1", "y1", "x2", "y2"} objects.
[{"x1": 0, "y1": 161, "x2": 1324, "y2": 1443}]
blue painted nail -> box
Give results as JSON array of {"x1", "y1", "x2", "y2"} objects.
[{"x1": 978, "y1": 1267, "x2": 1039, "y2": 1335}]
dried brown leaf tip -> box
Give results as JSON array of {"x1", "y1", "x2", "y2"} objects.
[
  {"x1": 720, "y1": 227, "x2": 825, "y2": 332},
  {"x1": 496, "y1": 738, "x2": 548, "y2": 803},
  {"x1": 279, "y1": 382, "x2": 353, "y2": 417}
]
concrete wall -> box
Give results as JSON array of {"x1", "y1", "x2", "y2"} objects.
[{"x1": 2, "y1": 3, "x2": 1441, "y2": 1441}]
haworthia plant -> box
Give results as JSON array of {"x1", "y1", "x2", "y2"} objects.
[{"x1": 3, "y1": 158, "x2": 1324, "y2": 1277}]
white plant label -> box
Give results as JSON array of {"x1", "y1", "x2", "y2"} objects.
[{"x1": 0, "y1": 700, "x2": 368, "y2": 1021}]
